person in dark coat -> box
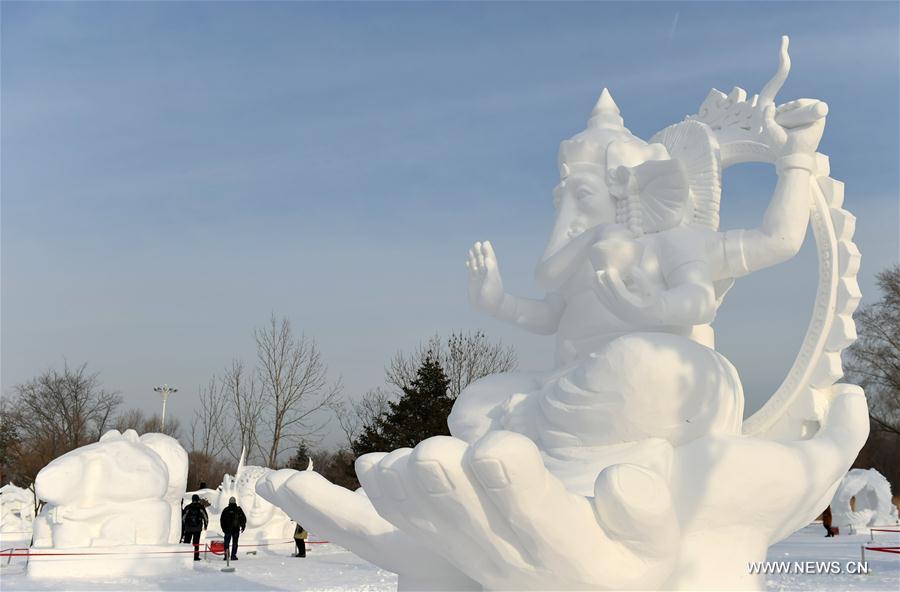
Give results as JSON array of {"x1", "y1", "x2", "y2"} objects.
[
  {"x1": 182, "y1": 494, "x2": 209, "y2": 560},
  {"x1": 822, "y1": 505, "x2": 838, "y2": 537},
  {"x1": 293, "y1": 523, "x2": 307, "y2": 558},
  {"x1": 219, "y1": 496, "x2": 247, "y2": 560}
]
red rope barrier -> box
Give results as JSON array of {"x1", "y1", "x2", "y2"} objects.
[
  {"x1": 0, "y1": 549, "x2": 201, "y2": 557},
  {"x1": 0, "y1": 539, "x2": 331, "y2": 558},
  {"x1": 865, "y1": 546, "x2": 900, "y2": 555}
]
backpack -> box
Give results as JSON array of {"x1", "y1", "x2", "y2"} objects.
[{"x1": 184, "y1": 504, "x2": 204, "y2": 530}]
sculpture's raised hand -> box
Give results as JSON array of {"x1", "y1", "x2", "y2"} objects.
[
  {"x1": 766, "y1": 99, "x2": 828, "y2": 156},
  {"x1": 467, "y1": 241, "x2": 505, "y2": 313},
  {"x1": 256, "y1": 468, "x2": 480, "y2": 591},
  {"x1": 357, "y1": 433, "x2": 679, "y2": 591}
]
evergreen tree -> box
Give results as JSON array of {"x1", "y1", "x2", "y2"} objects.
[
  {"x1": 353, "y1": 353, "x2": 453, "y2": 456},
  {"x1": 287, "y1": 440, "x2": 312, "y2": 471}
]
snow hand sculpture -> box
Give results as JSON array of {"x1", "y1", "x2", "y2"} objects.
[{"x1": 261, "y1": 37, "x2": 869, "y2": 591}]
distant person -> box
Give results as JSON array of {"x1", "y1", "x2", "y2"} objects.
[
  {"x1": 182, "y1": 494, "x2": 209, "y2": 560},
  {"x1": 293, "y1": 523, "x2": 308, "y2": 558},
  {"x1": 822, "y1": 505, "x2": 838, "y2": 537},
  {"x1": 219, "y1": 496, "x2": 247, "y2": 561}
]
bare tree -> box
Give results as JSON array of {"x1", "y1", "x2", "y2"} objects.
[
  {"x1": 846, "y1": 264, "x2": 900, "y2": 490},
  {"x1": 189, "y1": 376, "x2": 230, "y2": 459},
  {"x1": 114, "y1": 409, "x2": 183, "y2": 440},
  {"x1": 222, "y1": 359, "x2": 265, "y2": 464},
  {"x1": 337, "y1": 331, "x2": 516, "y2": 448},
  {"x1": 6, "y1": 363, "x2": 122, "y2": 484},
  {"x1": 336, "y1": 387, "x2": 392, "y2": 446},
  {"x1": 386, "y1": 331, "x2": 517, "y2": 397},
  {"x1": 255, "y1": 315, "x2": 342, "y2": 467},
  {"x1": 846, "y1": 265, "x2": 900, "y2": 436}
]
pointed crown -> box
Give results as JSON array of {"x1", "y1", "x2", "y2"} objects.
[{"x1": 558, "y1": 89, "x2": 637, "y2": 178}]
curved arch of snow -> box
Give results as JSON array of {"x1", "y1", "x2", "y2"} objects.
[{"x1": 831, "y1": 468, "x2": 899, "y2": 533}]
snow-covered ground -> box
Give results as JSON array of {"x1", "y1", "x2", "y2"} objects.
[
  {"x1": 1, "y1": 525, "x2": 897, "y2": 591},
  {"x1": 765, "y1": 524, "x2": 899, "y2": 591}
]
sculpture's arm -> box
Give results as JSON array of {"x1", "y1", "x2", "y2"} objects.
[
  {"x1": 722, "y1": 166, "x2": 813, "y2": 277},
  {"x1": 720, "y1": 100, "x2": 828, "y2": 278},
  {"x1": 492, "y1": 292, "x2": 565, "y2": 335},
  {"x1": 468, "y1": 241, "x2": 565, "y2": 335}
]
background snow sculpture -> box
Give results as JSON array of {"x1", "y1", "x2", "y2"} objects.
[
  {"x1": 0, "y1": 483, "x2": 35, "y2": 535},
  {"x1": 137, "y1": 433, "x2": 189, "y2": 544},
  {"x1": 831, "y1": 468, "x2": 900, "y2": 534},
  {"x1": 258, "y1": 37, "x2": 870, "y2": 592},
  {"x1": 28, "y1": 429, "x2": 192, "y2": 578},
  {"x1": 206, "y1": 454, "x2": 294, "y2": 543}
]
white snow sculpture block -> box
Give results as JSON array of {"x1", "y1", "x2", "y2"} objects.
[
  {"x1": 0, "y1": 483, "x2": 35, "y2": 536},
  {"x1": 258, "y1": 37, "x2": 870, "y2": 592},
  {"x1": 28, "y1": 429, "x2": 192, "y2": 578},
  {"x1": 831, "y1": 468, "x2": 900, "y2": 534},
  {"x1": 204, "y1": 456, "x2": 294, "y2": 544}
]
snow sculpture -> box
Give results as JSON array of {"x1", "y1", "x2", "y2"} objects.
[
  {"x1": 831, "y1": 468, "x2": 900, "y2": 534},
  {"x1": 206, "y1": 454, "x2": 294, "y2": 543},
  {"x1": 28, "y1": 430, "x2": 192, "y2": 578},
  {"x1": 0, "y1": 483, "x2": 35, "y2": 536},
  {"x1": 258, "y1": 37, "x2": 869, "y2": 591}
]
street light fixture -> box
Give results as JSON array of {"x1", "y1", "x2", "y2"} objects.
[{"x1": 153, "y1": 384, "x2": 178, "y2": 431}]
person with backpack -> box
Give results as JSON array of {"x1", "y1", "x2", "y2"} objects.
[
  {"x1": 219, "y1": 496, "x2": 247, "y2": 561},
  {"x1": 293, "y1": 523, "x2": 308, "y2": 558},
  {"x1": 182, "y1": 494, "x2": 209, "y2": 560}
]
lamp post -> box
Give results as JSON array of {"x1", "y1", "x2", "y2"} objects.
[{"x1": 153, "y1": 384, "x2": 178, "y2": 430}]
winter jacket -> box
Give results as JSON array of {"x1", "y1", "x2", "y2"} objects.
[
  {"x1": 182, "y1": 502, "x2": 209, "y2": 533},
  {"x1": 294, "y1": 524, "x2": 308, "y2": 540},
  {"x1": 220, "y1": 503, "x2": 247, "y2": 533}
]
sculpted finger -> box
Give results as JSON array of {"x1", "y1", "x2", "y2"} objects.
[
  {"x1": 276, "y1": 471, "x2": 395, "y2": 539},
  {"x1": 776, "y1": 100, "x2": 829, "y2": 128},
  {"x1": 468, "y1": 431, "x2": 602, "y2": 569},
  {"x1": 482, "y1": 241, "x2": 498, "y2": 268},
  {"x1": 766, "y1": 387, "x2": 869, "y2": 541},
  {"x1": 790, "y1": 386, "x2": 869, "y2": 477},
  {"x1": 764, "y1": 105, "x2": 788, "y2": 145},
  {"x1": 370, "y1": 448, "x2": 446, "y2": 536},
  {"x1": 355, "y1": 452, "x2": 389, "y2": 501},
  {"x1": 593, "y1": 463, "x2": 679, "y2": 559},
  {"x1": 776, "y1": 99, "x2": 803, "y2": 112},
  {"x1": 277, "y1": 467, "x2": 474, "y2": 584},
  {"x1": 409, "y1": 435, "x2": 534, "y2": 587},
  {"x1": 468, "y1": 249, "x2": 479, "y2": 272},
  {"x1": 255, "y1": 468, "x2": 298, "y2": 503}
]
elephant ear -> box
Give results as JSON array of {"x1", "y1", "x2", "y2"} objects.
[
  {"x1": 650, "y1": 119, "x2": 722, "y2": 230},
  {"x1": 610, "y1": 158, "x2": 692, "y2": 236}
]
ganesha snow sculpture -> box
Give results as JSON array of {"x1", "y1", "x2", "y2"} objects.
[
  {"x1": 28, "y1": 429, "x2": 191, "y2": 578},
  {"x1": 258, "y1": 37, "x2": 869, "y2": 591}
]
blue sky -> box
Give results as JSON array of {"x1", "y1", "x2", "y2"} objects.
[{"x1": 2, "y1": 1, "x2": 898, "y2": 449}]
